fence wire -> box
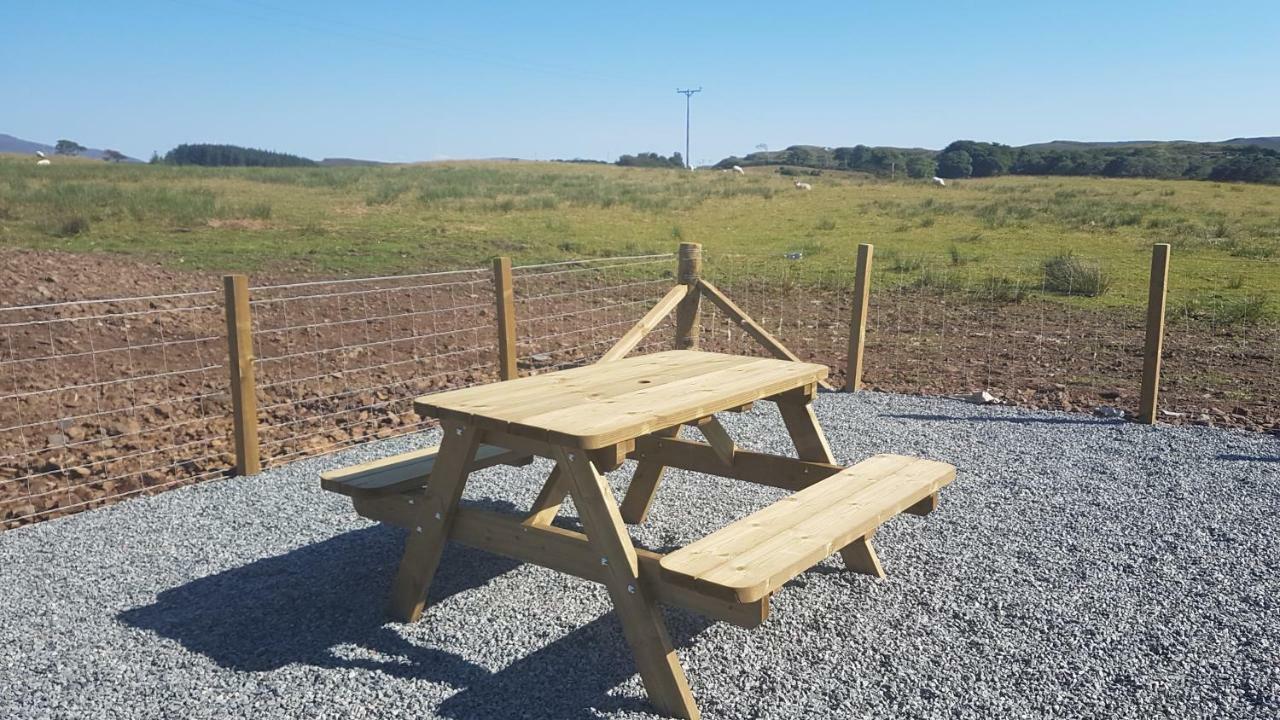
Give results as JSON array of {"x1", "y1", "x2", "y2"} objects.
[
  {"x1": 249, "y1": 269, "x2": 499, "y2": 466},
  {"x1": 0, "y1": 293, "x2": 231, "y2": 529},
  {"x1": 512, "y1": 254, "x2": 677, "y2": 372}
]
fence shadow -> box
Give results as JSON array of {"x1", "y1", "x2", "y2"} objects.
[
  {"x1": 882, "y1": 412, "x2": 1121, "y2": 427},
  {"x1": 117, "y1": 500, "x2": 711, "y2": 719}
]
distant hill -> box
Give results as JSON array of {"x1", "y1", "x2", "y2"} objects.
[
  {"x1": 320, "y1": 157, "x2": 393, "y2": 167},
  {"x1": 0, "y1": 133, "x2": 141, "y2": 162},
  {"x1": 1022, "y1": 137, "x2": 1280, "y2": 152},
  {"x1": 1221, "y1": 137, "x2": 1280, "y2": 151}
]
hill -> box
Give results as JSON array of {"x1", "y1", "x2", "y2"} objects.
[{"x1": 0, "y1": 133, "x2": 141, "y2": 162}]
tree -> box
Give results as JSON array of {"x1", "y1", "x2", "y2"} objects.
[
  {"x1": 936, "y1": 150, "x2": 973, "y2": 178},
  {"x1": 55, "y1": 139, "x2": 87, "y2": 156},
  {"x1": 905, "y1": 154, "x2": 938, "y2": 179},
  {"x1": 102, "y1": 149, "x2": 127, "y2": 163}
]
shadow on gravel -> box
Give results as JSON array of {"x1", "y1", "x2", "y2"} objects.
[
  {"x1": 118, "y1": 523, "x2": 514, "y2": 684},
  {"x1": 883, "y1": 412, "x2": 1120, "y2": 426},
  {"x1": 1217, "y1": 453, "x2": 1280, "y2": 462},
  {"x1": 118, "y1": 500, "x2": 712, "y2": 719}
]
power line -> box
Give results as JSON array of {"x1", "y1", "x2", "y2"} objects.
[{"x1": 677, "y1": 87, "x2": 702, "y2": 170}]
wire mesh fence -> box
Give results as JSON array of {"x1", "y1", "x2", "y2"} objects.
[
  {"x1": 249, "y1": 269, "x2": 499, "y2": 467},
  {"x1": 512, "y1": 253, "x2": 677, "y2": 373},
  {"x1": 0, "y1": 292, "x2": 232, "y2": 529}
]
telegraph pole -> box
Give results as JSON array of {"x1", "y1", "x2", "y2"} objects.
[{"x1": 677, "y1": 87, "x2": 702, "y2": 169}]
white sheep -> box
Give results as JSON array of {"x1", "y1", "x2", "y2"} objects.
[
  {"x1": 732, "y1": 165, "x2": 745, "y2": 175},
  {"x1": 36, "y1": 158, "x2": 51, "y2": 166},
  {"x1": 36, "y1": 150, "x2": 47, "y2": 158},
  {"x1": 932, "y1": 176, "x2": 946, "y2": 186},
  {"x1": 794, "y1": 181, "x2": 812, "y2": 190}
]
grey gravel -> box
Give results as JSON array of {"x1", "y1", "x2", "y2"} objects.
[{"x1": 2, "y1": 392, "x2": 1278, "y2": 719}]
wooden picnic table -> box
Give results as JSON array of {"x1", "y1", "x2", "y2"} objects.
[{"x1": 323, "y1": 350, "x2": 954, "y2": 719}]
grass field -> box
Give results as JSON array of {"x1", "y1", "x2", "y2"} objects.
[{"x1": 1, "y1": 154, "x2": 1277, "y2": 314}]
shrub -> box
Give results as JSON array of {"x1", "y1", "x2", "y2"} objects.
[
  {"x1": 1042, "y1": 253, "x2": 1111, "y2": 296},
  {"x1": 53, "y1": 215, "x2": 90, "y2": 237},
  {"x1": 979, "y1": 274, "x2": 1030, "y2": 302}
]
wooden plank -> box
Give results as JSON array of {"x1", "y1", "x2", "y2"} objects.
[
  {"x1": 846, "y1": 243, "x2": 874, "y2": 392},
  {"x1": 1139, "y1": 243, "x2": 1170, "y2": 424},
  {"x1": 601, "y1": 284, "x2": 687, "y2": 363},
  {"x1": 674, "y1": 242, "x2": 702, "y2": 350},
  {"x1": 694, "y1": 416, "x2": 735, "y2": 466},
  {"x1": 838, "y1": 533, "x2": 884, "y2": 578},
  {"x1": 522, "y1": 464, "x2": 569, "y2": 527},
  {"x1": 619, "y1": 425, "x2": 682, "y2": 524},
  {"x1": 775, "y1": 397, "x2": 835, "y2": 464},
  {"x1": 554, "y1": 447, "x2": 700, "y2": 719},
  {"x1": 386, "y1": 422, "x2": 480, "y2": 623},
  {"x1": 319, "y1": 444, "x2": 527, "y2": 497},
  {"x1": 493, "y1": 257, "x2": 518, "y2": 381},
  {"x1": 660, "y1": 455, "x2": 955, "y2": 602},
  {"x1": 697, "y1": 279, "x2": 802, "y2": 364},
  {"x1": 629, "y1": 435, "x2": 845, "y2": 492},
  {"x1": 222, "y1": 274, "x2": 260, "y2": 476}
]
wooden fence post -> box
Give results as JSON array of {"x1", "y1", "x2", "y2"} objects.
[
  {"x1": 846, "y1": 243, "x2": 874, "y2": 391},
  {"x1": 1139, "y1": 243, "x2": 1170, "y2": 424},
  {"x1": 674, "y1": 242, "x2": 703, "y2": 350},
  {"x1": 493, "y1": 257, "x2": 518, "y2": 380},
  {"x1": 222, "y1": 274, "x2": 261, "y2": 475}
]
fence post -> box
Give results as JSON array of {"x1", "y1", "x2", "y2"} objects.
[
  {"x1": 1139, "y1": 243, "x2": 1171, "y2": 424},
  {"x1": 845, "y1": 243, "x2": 874, "y2": 392},
  {"x1": 675, "y1": 242, "x2": 703, "y2": 350},
  {"x1": 222, "y1": 274, "x2": 261, "y2": 475},
  {"x1": 493, "y1": 257, "x2": 518, "y2": 380}
]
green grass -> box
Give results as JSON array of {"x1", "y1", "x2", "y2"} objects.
[{"x1": 0, "y1": 155, "x2": 1277, "y2": 316}]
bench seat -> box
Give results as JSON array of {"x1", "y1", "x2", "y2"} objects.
[
  {"x1": 320, "y1": 443, "x2": 530, "y2": 499},
  {"x1": 659, "y1": 454, "x2": 955, "y2": 602}
]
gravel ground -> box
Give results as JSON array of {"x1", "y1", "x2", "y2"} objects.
[{"x1": 2, "y1": 392, "x2": 1277, "y2": 720}]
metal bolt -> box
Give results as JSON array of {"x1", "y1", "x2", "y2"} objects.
[
  {"x1": 455, "y1": 427, "x2": 463, "y2": 435},
  {"x1": 627, "y1": 584, "x2": 636, "y2": 594},
  {"x1": 600, "y1": 557, "x2": 609, "y2": 566},
  {"x1": 568, "y1": 453, "x2": 576, "y2": 461},
  {"x1": 407, "y1": 498, "x2": 414, "y2": 505},
  {"x1": 434, "y1": 512, "x2": 442, "y2": 520},
  {"x1": 415, "y1": 526, "x2": 422, "y2": 533}
]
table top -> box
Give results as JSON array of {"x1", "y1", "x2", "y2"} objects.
[{"x1": 415, "y1": 350, "x2": 828, "y2": 449}]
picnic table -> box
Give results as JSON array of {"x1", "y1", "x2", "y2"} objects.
[{"x1": 322, "y1": 350, "x2": 954, "y2": 719}]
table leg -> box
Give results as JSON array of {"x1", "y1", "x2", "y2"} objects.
[
  {"x1": 839, "y1": 530, "x2": 885, "y2": 578},
  {"x1": 523, "y1": 464, "x2": 569, "y2": 527},
  {"x1": 555, "y1": 447, "x2": 700, "y2": 720},
  {"x1": 387, "y1": 421, "x2": 481, "y2": 623},
  {"x1": 619, "y1": 425, "x2": 681, "y2": 524}
]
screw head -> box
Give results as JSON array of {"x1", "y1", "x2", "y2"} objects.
[
  {"x1": 627, "y1": 584, "x2": 636, "y2": 594},
  {"x1": 600, "y1": 557, "x2": 609, "y2": 566},
  {"x1": 415, "y1": 526, "x2": 422, "y2": 533},
  {"x1": 434, "y1": 512, "x2": 442, "y2": 520}
]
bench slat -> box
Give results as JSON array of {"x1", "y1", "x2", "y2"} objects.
[
  {"x1": 320, "y1": 444, "x2": 523, "y2": 498},
  {"x1": 659, "y1": 454, "x2": 954, "y2": 602}
]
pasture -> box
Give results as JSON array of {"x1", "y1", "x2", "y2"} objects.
[{"x1": 1, "y1": 155, "x2": 1278, "y2": 314}]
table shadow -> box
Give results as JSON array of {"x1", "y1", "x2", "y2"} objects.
[
  {"x1": 882, "y1": 412, "x2": 1119, "y2": 426},
  {"x1": 1216, "y1": 453, "x2": 1280, "y2": 462},
  {"x1": 117, "y1": 500, "x2": 711, "y2": 719}
]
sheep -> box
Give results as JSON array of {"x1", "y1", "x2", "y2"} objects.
[
  {"x1": 932, "y1": 176, "x2": 946, "y2": 186},
  {"x1": 794, "y1": 181, "x2": 812, "y2": 190},
  {"x1": 732, "y1": 165, "x2": 745, "y2": 175},
  {"x1": 36, "y1": 158, "x2": 51, "y2": 166},
  {"x1": 36, "y1": 150, "x2": 47, "y2": 159}
]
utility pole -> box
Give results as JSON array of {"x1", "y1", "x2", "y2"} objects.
[{"x1": 677, "y1": 87, "x2": 702, "y2": 170}]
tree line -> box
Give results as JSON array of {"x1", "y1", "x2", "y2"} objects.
[
  {"x1": 717, "y1": 141, "x2": 1280, "y2": 184},
  {"x1": 158, "y1": 144, "x2": 317, "y2": 167},
  {"x1": 616, "y1": 151, "x2": 685, "y2": 169}
]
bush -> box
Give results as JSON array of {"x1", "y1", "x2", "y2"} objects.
[
  {"x1": 53, "y1": 215, "x2": 90, "y2": 237},
  {"x1": 1042, "y1": 253, "x2": 1111, "y2": 296}
]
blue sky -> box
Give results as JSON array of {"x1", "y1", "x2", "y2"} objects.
[{"x1": 4, "y1": 1, "x2": 1277, "y2": 163}]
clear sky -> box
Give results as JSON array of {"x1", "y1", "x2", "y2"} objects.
[{"x1": 4, "y1": 1, "x2": 1277, "y2": 164}]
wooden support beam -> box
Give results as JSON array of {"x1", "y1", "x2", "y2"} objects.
[
  {"x1": 903, "y1": 493, "x2": 938, "y2": 516},
  {"x1": 630, "y1": 435, "x2": 845, "y2": 492},
  {"x1": 523, "y1": 464, "x2": 569, "y2": 527},
  {"x1": 493, "y1": 257, "x2": 518, "y2": 381},
  {"x1": 775, "y1": 398, "x2": 836, "y2": 464},
  {"x1": 846, "y1": 243, "x2": 873, "y2": 392},
  {"x1": 674, "y1": 243, "x2": 703, "y2": 350},
  {"x1": 602, "y1": 284, "x2": 687, "y2": 363},
  {"x1": 354, "y1": 497, "x2": 768, "y2": 628},
  {"x1": 838, "y1": 533, "x2": 885, "y2": 578},
  {"x1": 619, "y1": 425, "x2": 681, "y2": 524},
  {"x1": 694, "y1": 416, "x2": 736, "y2": 466},
  {"x1": 698, "y1": 279, "x2": 835, "y2": 391},
  {"x1": 222, "y1": 274, "x2": 261, "y2": 476},
  {"x1": 1139, "y1": 243, "x2": 1170, "y2": 425}
]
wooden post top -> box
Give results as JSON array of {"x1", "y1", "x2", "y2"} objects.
[{"x1": 415, "y1": 350, "x2": 828, "y2": 450}]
